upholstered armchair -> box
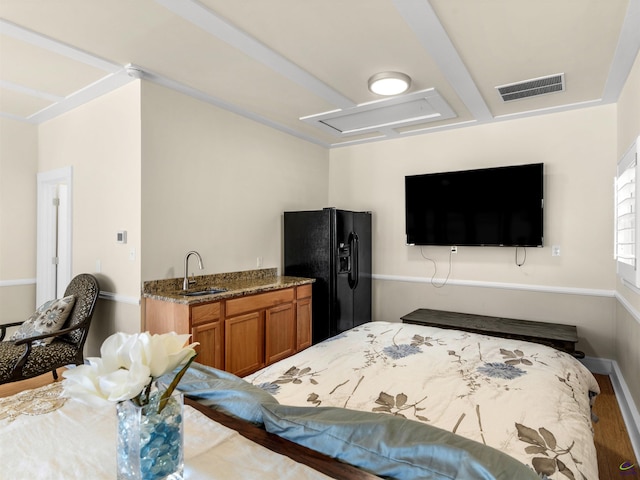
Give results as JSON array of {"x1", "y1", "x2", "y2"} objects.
[{"x1": 0, "y1": 273, "x2": 99, "y2": 385}]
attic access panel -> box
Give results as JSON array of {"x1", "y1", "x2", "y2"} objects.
[{"x1": 301, "y1": 89, "x2": 456, "y2": 137}]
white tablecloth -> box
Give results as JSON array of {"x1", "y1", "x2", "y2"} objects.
[{"x1": 0, "y1": 383, "x2": 331, "y2": 480}]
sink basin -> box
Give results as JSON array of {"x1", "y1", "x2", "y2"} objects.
[{"x1": 181, "y1": 288, "x2": 227, "y2": 296}]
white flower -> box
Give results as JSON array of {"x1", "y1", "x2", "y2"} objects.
[
  {"x1": 62, "y1": 331, "x2": 198, "y2": 408},
  {"x1": 99, "y1": 332, "x2": 138, "y2": 371},
  {"x1": 129, "y1": 332, "x2": 196, "y2": 378},
  {"x1": 61, "y1": 359, "x2": 112, "y2": 407},
  {"x1": 98, "y1": 360, "x2": 152, "y2": 402}
]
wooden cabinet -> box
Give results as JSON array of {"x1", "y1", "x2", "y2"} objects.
[
  {"x1": 225, "y1": 288, "x2": 296, "y2": 376},
  {"x1": 225, "y1": 311, "x2": 264, "y2": 377},
  {"x1": 143, "y1": 283, "x2": 312, "y2": 376},
  {"x1": 145, "y1": 298, "x2": 224, "y2": 370},
  {"x1": 265, "y1": 302, "x2": 296, "y2": 365},
  {"x1": 191, "y1": 302, "x2": 223, "y2": 369},
  {"x1": 296, "y1": 284, "x2": 312, "y2": 351}
]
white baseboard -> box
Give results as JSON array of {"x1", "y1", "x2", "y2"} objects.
[
  {"x1": 580, "y1": 356, "x2": 614, "y2": 375},
  {"x1": 582, "y1": 356, "x2": 640, "y2": 461},
  {"x1": 0, "y1": 278, "x2": 36, "y2": 287},
  {"x1": 0, "y1": 281, "x2": 140, "y2": 306},
  {"x1": 373, "y1": 273, "x2": 615, "y2": 297},
  {"x1": 98, "y1": 290, "x2": 140, "y2": 305}
]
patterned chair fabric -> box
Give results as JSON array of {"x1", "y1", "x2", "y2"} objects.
[{"x1": 0, "y1": 274, "x2": 99, "y2": 385}]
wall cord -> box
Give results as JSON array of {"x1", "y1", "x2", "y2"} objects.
[{"x1": 420, "y1": 246, "x2": 453, "y2": 288}]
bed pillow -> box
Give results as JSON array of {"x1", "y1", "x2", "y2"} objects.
[
  {"x1": 261, "y1": 404, "x2": 539, "y2": 480},
  {"x1": 159, "y1": 362, "x2": 278, "y2": 425},
  {"x1": 10, "y1": 295, "x2": 76, "y2": 346}
]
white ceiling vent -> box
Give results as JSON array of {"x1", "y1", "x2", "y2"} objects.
[
  {"x1": 496, "y1": 74, "x2": 565, "y2": 102},
  {"x1": 301, "y1": 89, "x2": 456, "y2": 137}
]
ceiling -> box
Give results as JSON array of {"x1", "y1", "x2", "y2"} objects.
[{"x1": 1, "y1": 0, "x2": 639, "y2": 148}]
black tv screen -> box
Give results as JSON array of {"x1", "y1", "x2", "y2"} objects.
[{"x1": 405, "y1": 163, "x2": 544, "y2": 247}]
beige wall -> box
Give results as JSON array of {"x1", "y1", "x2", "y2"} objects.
[
  {"x1": 140, "y1": 81, "x2": 329, "y2": 282},
  {"x1": 329, "y1": 105, "x2": 618, "y2": 359},
  {"x1": 38, "y1": 81, "x2": 142, "y2": 354},
  {"x1": 5, "y1": 79, "x2": 328, "y2": 356},
  {"x1": 615, "y1": 48, "x2": 640, "y2": 412},
  {"x1": 0, "y1": 118, "x2": 37, "y2": 323},
  {"x1": 3, "y1": 50, "x2": 636, "y2": 414}
]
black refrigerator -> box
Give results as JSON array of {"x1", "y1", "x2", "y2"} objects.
[{"x1": 284, "y1": 208, "x2": 372, "y2": 344}]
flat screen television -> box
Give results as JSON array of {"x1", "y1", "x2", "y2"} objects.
[{"x1": 405, "y1": 163, "x2": 544, "y2": 247}]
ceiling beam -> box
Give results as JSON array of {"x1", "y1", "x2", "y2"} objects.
[
  {"x1": 392, "y1": 0, "x2": 493, "y2": 122},
  {"x1": 0, "y1": 19, "x2": 121, "y2": 73},
  {"x1": 154, "y1": 0, "x2": 356, "y2": 109},
  {"x1": 602, "y1": 0, "x2": 640, "y2": 103}
]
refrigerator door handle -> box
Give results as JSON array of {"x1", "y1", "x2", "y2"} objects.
[{"x1": 348, "y1": 232, "x2": 359, "y2": 290}]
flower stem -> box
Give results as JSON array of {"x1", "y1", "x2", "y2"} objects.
[{"x1": 158, "y1": 353, "x2": 197, "y2": 413}]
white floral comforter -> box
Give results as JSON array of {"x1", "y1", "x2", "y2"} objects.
[{"x1": 245, "y1": 321, "x2": 601, "y2": 480}]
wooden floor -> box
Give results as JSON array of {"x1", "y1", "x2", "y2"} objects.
[
  {"x1": 0, "y1": 371, "x2": 637, "y2": 480},
  {"x1": 592, "y1": 374, "x2": 639, "y2": 480},
  {"x1": 0, "y1": 369, "x2": 66, "y2": 398}
]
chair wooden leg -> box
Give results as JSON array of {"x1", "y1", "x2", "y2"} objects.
[{"x1": 52, "y1": 369, "x2": 58, "y2": 381}]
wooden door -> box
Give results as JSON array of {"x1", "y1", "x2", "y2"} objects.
[
  {"x1": 192, "y1": 321, "x2": 223, "y2": 369},
  {"x1": 296, "y1": 295, "x2": 312, "y2": 351},
  {"x1": 265, "y1": 302, "x2": 296, "y2": 365},
  {"x1": 225, "y1": 312, "x2": 264, "y2": 376}
]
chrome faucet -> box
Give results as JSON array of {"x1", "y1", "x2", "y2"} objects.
[{"x1": 183, "y1": 251, "x2": 204, "y2": 291}]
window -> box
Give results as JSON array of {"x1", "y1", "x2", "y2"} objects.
[{"x1": 616, "y1": 136, "x2": 640, "y2": 287}]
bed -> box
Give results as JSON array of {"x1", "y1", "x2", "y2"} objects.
[
  {"x1": 0, "y1": 320, "x2": 600, "y2": 479},
  {"x1": 0, "y1": 380, "x2": 375, "y2": 480},
  {"x1": 244, "y1": 321, "x2": 600, "y2": 480}
]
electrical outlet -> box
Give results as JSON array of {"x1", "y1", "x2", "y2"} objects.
[
  {"x1": 257, "y1": 256, "x2": 263, "y2": 267},
  {"x1": 451, "y1": 246, "x2": 458, "y2": 254},
  {"x1": 552, "y1": 245, "x2": 561, "y2": 257}
]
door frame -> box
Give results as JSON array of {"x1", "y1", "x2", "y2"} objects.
[{"x1": 36, "y1": 166, "x2": 73, "y2": 306}]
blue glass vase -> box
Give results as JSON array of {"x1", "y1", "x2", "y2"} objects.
[{"x1": 116, "y1": 389, "x2": 184, "y2": 480}]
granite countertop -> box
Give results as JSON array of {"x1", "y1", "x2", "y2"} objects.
[{"x1": 142, "y1": 268, "x2": 314, "y2": 305}]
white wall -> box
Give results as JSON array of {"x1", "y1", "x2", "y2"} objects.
[
  {"x1": 4, "y1": 52, "x2": 636, "y2": 415},
  {"x1": 38, "y1": 81, "x2": 142, "y2": 354},
  {"x1": 0, "y1": 118, "x2": 37, "y2": 323},
  {"x1": 329, "y1": 105, "x2": 618, "y2": 358},
  {"x1": 615, "y1": 48, "x2": 640, "y2": 413},
  {"x1": 8, "y1": 78, "x2": 328, "y2": 357},
  {"x1": 140, "y1": 81, "x2": 329, "y2": 282}
]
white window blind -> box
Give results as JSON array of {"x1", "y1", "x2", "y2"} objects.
[
  {"x1": 616, "y1": 162, "x2": 635, "y2": 266},
  {"x1": 616, "y1": 136, "x2": 640, "y2": 286}
]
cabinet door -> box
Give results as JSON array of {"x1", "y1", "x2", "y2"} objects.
[
  {"x1": 296, "y1": 296, "x2": 312, "y2": 351},
  {"x1": 265, "y1": 302, "x2": 296, "y2": 365},
  {"x1": 192, "y1": 321, "x2": 223, "y2": 370},
  {"x1": 225, "y1": 311, "x2": 264, "y2": 377}
]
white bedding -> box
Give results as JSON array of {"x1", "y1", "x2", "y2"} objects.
[
  {"x1": 0, "y1": 382, "x2": 331, "y2": 480},
  {"x1": 245, "y1": 321, "x2": 601, "y2": 480}
]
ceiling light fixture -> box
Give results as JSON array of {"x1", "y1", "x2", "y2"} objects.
[{"x1": 368, "y1": 72, "x2": 411, "y2": 96}]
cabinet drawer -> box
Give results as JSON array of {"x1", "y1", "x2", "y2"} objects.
[
  {"x1": 226, "y1": 288, "x2": 294, "y2": 317},
  {"x1": 297, "y1": 283, "x2": 312, "y2": 299},
  {"x1": 191, "y1": 302, "x2": 221, "y2": 326}
]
